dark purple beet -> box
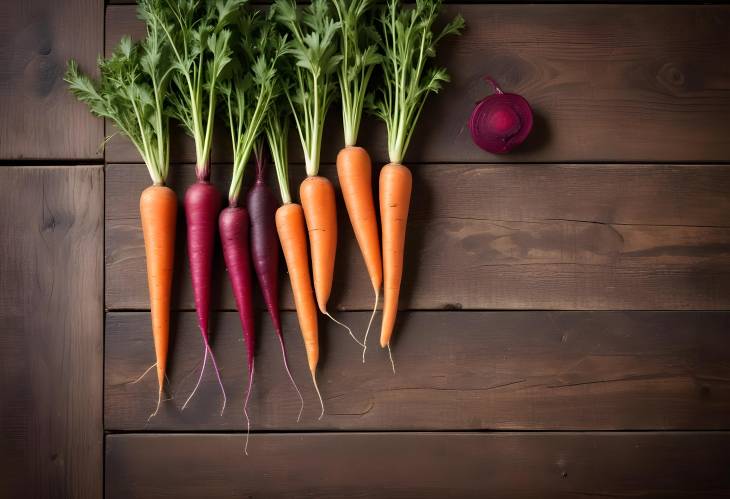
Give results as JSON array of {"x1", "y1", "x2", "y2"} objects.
[
  {"x1": 246, "y1": 165, "x2": 282, "y2": 337},
  {"x1": 184, "y1": 180, "x2": 223, "y2": 341},
  {"x1": 469, "y1": 76, "x2": 533, "y2": 154},
  {"x1": 219, "y1": 205, "x2": 255, "y2": 373}
]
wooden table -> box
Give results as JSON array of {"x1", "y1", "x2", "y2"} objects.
[{"x1": 2, "y1": 1, "x2": 730, "y2": 498}]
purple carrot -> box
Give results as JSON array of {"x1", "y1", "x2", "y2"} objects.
[
  {"x1": 248, "y1": 145, "x2": 303, "y2": 420},
  {"x1": 219, "y1": 203, "x2": 256, "y2": 434},
  {"x1": 182, "y1": 178, "x2": 227, "y2": 415}
]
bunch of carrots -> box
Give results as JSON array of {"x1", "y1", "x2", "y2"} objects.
[{"x1": 66, "y1": 0, "x2": 462, "y2": 432}]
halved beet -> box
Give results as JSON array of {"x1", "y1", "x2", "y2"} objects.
[{"x1": 468, "y1": 76, "x2": 533, "y2": 154}]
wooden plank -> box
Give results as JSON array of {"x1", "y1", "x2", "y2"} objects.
[
  {"x1": 0, "y1": 1, "x2": 103, "y2": 160},
  {"x1": 0, "y1": 166, "x2": 103, "y2": 498},
  {"x1": 105, "y1": 310, "x2": 730, "y2": 431},
  {"x1": 104, "y1": 4, "x2": 730, "y2": 164},
  {"x1": 106, "y1": 432, "x2": 730, "y2": 498},
  {"x1": 106, "y1": 163, "x2": 730, "y2": 311}
]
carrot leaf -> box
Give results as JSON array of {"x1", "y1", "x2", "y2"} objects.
[
  {"x1": 274, "y1": 0, "x2": 341, "y2": 177},
  {"x1": 140, "y1": 0, "x2": 246, "y2": 179},
  {"x1": 219, "y1": 10, "x2": 287, "y2": 204},
  {"x1": 65, "y1": 25, "x2": 172, "y2": 185},
  {"x1": 369, "y1": 0, "x2": 464, "y2": 164},
  {"x1": 332, "y1": 0, "x2": 381, "y2": 147}
]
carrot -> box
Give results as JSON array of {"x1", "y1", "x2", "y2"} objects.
[
  {"x1": 370, "y1": 0, "x2": 464, "y2": 363},
  {"x1": 65, "y1": 22, "x2": 178, "y2": 417},
  {"x1": 155, "y1": 0, "x2": 245, "y2": 413},
  {"x1": 249, "y1": 144, "x2": 303, "y2": 421},
  {"x1": 267, "y1": 101, "x2": 324, "y2": 418},
  {"x1": 332, "y1": 0, "x2": 382, "y2": 359},
  {"x1": 140, "y1": 185, "x2": 177, "y2": 404},
  {"x1": 299, "y1": 177, "x2": 337, "y2": 315},
  {"x1": 378, "y1": 163, "x2": 411, "y2": 348},
  {"x1": 276, "y1": 203, "x2": 324, "y2": 415},
  {"x1": 275, "y1": 0, "x2": 361, "y2": 346}
]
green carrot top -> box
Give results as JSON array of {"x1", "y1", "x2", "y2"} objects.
[
  {"x1": 139, "y1": 0, "x2": 245, "y2": 180},
  {"x1": 370, "y1": 0, "x2": 464, "y2": 164},
  {"x1": 265, "y1": 85, "x2": 293, "y2": 205},
  {"x1": 65, "y1": 23, "x2": 172, "y2": 186},
  {"x1": 219, "y1": 10, "x2": 286, "y2": 205},
  {"x1": 274, "y1": 0, "x2": 341, "y2": 177},
  {"x1": 332, "y1": 0, "x2": 381, "y2": 147}
]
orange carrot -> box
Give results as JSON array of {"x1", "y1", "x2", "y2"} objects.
[
  {"x1": 299, "y1": 176, "x2": 337, "y2": 313},
  {"x1": 275, "y1": 202, "x2": 324, "y2": 417},
  {"x1": 300, "y1": 177, "x2": 363, "y2": 346},
  {"x1": 337, "y1": 146, "x2": 382, "y2": 357},
  {"x1": 65, "y1": 27, "x2": 184, "y2": 416},
  {"x1": 378, "y1": 163, "x2": 411, "y2": 349},
  {"x1": 140, "y1": 185, "x2": 177, "y2": 402},
  {"x1": 337, "y1": 148, "x2": 381, "y2": 292}
]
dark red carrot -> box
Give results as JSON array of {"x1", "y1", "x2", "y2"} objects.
[
  {"x1": 218, "y1": 201, "x2": 255, "y2": 424},
  {"x1": 181, "y1": 179, "x2": 227, "y2": 414},
  {"x1": 248, "y1": 143, "x2": 303, "y2": 420}
]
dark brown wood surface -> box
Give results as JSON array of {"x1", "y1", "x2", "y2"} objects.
[
  {"x1": 0, "y1": 166, "x2": 103, "y2": 499},
  {"x1": 106, "y1": 432, "x2": 730, "y2": 499},
  {"x1": 106, "y1": 310, "x2": 730, "y2": 431},
  {"x1": 0, "y1": 0, "x2": 103, "y2": 160},
  {"x1": 106, "y1": 162, "x2": 730, "y2": 311},
  {"x1": 104, "y1": 4, "x2": 730, "y2": 165}
]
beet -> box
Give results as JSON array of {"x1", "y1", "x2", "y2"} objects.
[{"x1": 468, "y1": 76, "x2": 533, "y2": 154}]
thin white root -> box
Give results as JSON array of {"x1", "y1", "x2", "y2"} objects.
[
  {"x1": 387, "y1": 343, "x2": 396, "y2": 375},
  {"x1": 130, "y1": 362, "x2": 157, "y2": 385},
  {"x1": 278, "y1": 335, "x2": 304, "y2": 423},
  {"x1": 182, "y1": 343, "x2": 208, "y2": 411},
  {"x1": 311, "y1": 369, "x2": 325, "y2": 420},
  {"x1": 362, "y1": 290, "x2": 380, "y2": 363},
  {"x1": 243, "y1": 359, "x2": 254, "y2": 456},
  {"x1": 147, "y1": 387, "x2": 163, "y2": 422},
  {"x1": 324, "y1": 310, "x2": 364, "y2": 347},
  {"x1": 206, "y1": 343, "x2": 228, "y2": 416}
]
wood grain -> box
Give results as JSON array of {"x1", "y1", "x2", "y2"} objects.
[
  {"x1": 106, "y1": 163, "x2": 730, "y2": 311},
  {"x1": 0, "y1": 166, "x2": 103, "y2": 499},
  {"x1": 104, "y1": 4, "x2": 730, "y2": 164},
  {"x1": 106, "y1": 432, "x2": 730, "y2": 499},
  {"x1": 0, "y1": 0, "x2": 103, "y2": 160},
  {"x1": 105, "y1": 310, "x2": 730, "y2": 431}
]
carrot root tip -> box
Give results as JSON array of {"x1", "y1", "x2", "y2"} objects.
[
  {"x1": 277, "y1": 335, "x2": 304, "y2": 423},
  {"x1": 387, "y1": 343, "x2": 396, "y2": 375},
  {"x1": 324, "y1": 310, "x2": 364, "y2": 347},
  {"x1": 243, "y1": 360, "x2": 254, "y2": 456},
  {"x1": 362, "y1": 290, "x2": 380, "y2": 363},
  {"x1": 147, "y1": 387, "x2": 163, "y2": 422},
  {"x1": 182, "y1": 342, "x2": 209, "y2": 412},
  {"x1": 311, "y1": 370, "x2": 325, "y2": 420},
  {"x1": 130, "y1": 362, "x2": 157, "y2": 385},
  {"x1": 205, "y1": 342, "x2": 227, "y2": 416}
]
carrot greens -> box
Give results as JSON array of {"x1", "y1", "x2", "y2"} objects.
[
  {"x1": 274, "y1": 0, "x2": 341, "y2": 177},
  {"x1": 370, "y1": 0, "x2": 464, "y2": 163},
  {"x1": 140, "y1": 0, "x2": 245, "y2": 180},
  {"x1": 332, "y1": 0, "x2": 380, "y2": 147},
  {"x1": 65, "y1": 31, "x2": 171, "y2": 185},
  {"x1": 219, "y1": 12, "x2": 286, "y2": 204}
]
